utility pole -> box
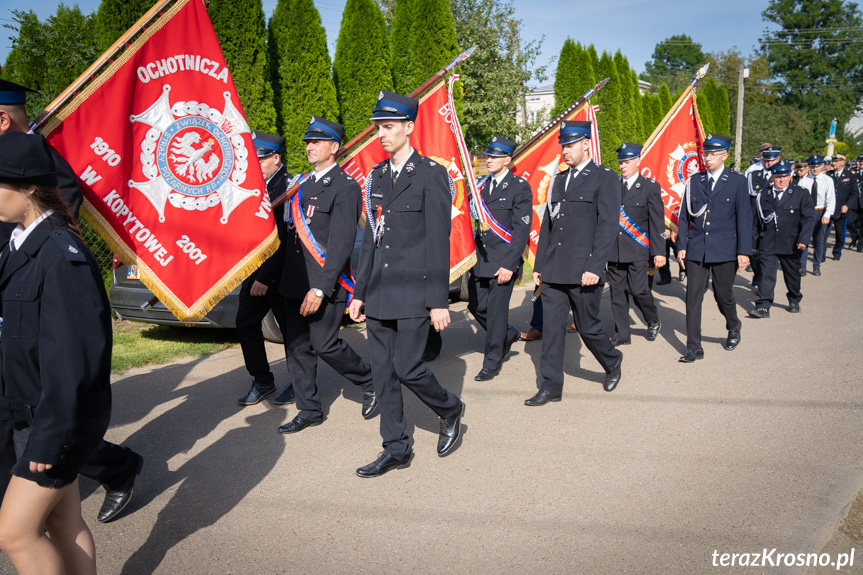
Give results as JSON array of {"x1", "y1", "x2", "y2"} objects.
[{"x1": 734, "y1": 65, "x2": 748, "y2": 169}]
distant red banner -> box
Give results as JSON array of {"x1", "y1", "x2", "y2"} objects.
[
  {"x1": 509, "y1": 101, "x2": 600, "y2": 266},
  {"x1": 639, "y1": 87, "x2": 706, "y2": 232},
  {"x1": 339, "y1": 79, "x2": 476, "y2": 281},
  {"x1": 41, "y1": 0, "x2": 277, "y2": 323}
]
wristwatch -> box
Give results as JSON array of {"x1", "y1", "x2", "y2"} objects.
[{"x1": 311, "y1": 288, "x2": 323, "y2": 298}]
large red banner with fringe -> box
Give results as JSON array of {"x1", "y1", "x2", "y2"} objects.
[
  {"x1": 41, "y1": 0, "x2": 277, "y2": 323},
  {"x1": 339, "y1": 80, "x2": 476, "y2": 282},
  {"x1": 639, "y1": 87, "x2": 706, "y2": 232}
]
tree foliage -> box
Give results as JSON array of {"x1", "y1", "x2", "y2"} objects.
[
  {"x1": 334, "y1": 0, "x2": 392, "y2": 140},
  {"x1": 389, "y1": 0, "x2": 414, "y2": 93},
  {"x1": 93, "y1": 0, "x2": 155, "y2": 51},
  {"x1": 594, "y1": 51, "x2": 622, "y2": 169},
  {"x1": 208, "y1": 0, "x2": 277, "y2": 133},
  {"x1": 552, "y1": 40, "x2": 594, "y2": 118},
  {"x1": 640, "y1": 34, "x2": 705, "y2": 93},
  {"x1": 269, "y1": 0, "x2": 339, "y2": 173},
  {"x1": 657, "y1": 82, "x2": 672, "y2": 116}
]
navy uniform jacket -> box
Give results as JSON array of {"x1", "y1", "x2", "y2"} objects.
[
  {"x1": 609, "y1": 174, "x2": 665, "y2": 263},
  {"x1": 473, "y1": 170, "x2": 532, "y2": 278},
  {"x1": 280, "y1": 167, "x2": 361, "y2": 302},
  {"x1": 534, "y1": 160, "x2": 620, "y2": 284},
  {"x1": 753, "y1": 185, "x2": 816, "y2": 255},
  {"x1": 677, "y1": 169, "x2": 753, "y2": 262},
  {"x1": 251, "y1": 164, "x2": 289, "y2": 290},
  {"x1": 831, "y1": 169, "x2": 860, "y2": 218},
  {"x1": 354, "y1": 150, "x2": 450, "y2": 319},
  {"x1": 0, "y1": 217, "x2": 112, "y2": 466}
]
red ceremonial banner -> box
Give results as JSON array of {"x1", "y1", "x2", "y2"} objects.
[
  {"x1": 40, "y1": 0, "x2": 277, "y2": 323},
  {"x1": 509, "y1": 101, "x2": 600, "y2": 266},
  {"x1": 639, "y1": 87, "x2": 706, "y2": 232},
  {"x1": 339, "y1": 79, "x2": 476, "y2": 282}
]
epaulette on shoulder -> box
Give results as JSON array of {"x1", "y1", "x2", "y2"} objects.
[
  {"x1": 603, "y1": 167, "x2": 611, "y2": 172},
  {"x1": 49, "y1": 229, "x2": 87, "y2": 263},
  {"x1": 518, "y1": 177, "x2": 526, "y2": 183},
  {"x1": 419, "y1": 156, "x2": 439, "y2": 168}
]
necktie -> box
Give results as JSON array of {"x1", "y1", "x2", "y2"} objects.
[
  {"x1": 391, "y1": 169, "x2": 399, "y2": 187},
  {"x1": 488, "y1": 179, "x2": 496, "y2": 197},
  {"x1": 565, "y1": 169, "x2": 577, "y2": 191},
  {"x1": 811, "y1": 179, "x2": 818, "y2": 204},
  {"x1": 708, "y1": 177, "x2": 714, "y2": 191}
]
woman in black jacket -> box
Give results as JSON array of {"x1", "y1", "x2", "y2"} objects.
[{"x1": 0, "y1": 131, "x2": 112, "y2": 574}]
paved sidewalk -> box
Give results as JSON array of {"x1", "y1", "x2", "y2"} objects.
[{"x1": 2, "y1": 250, "x2": 863, "y2": 574}]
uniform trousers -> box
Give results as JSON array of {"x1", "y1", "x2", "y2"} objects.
[
  {"x1": 467, "y1": 271, "x2": 520, "y2": 370},
  {"x1": 236, "y1": 277, "x2": 288, "y2": 384},
  {"x1": 827, "y1": 216, "x2": 848, "y2": 257},
  {"x1": 366, "y1": 316, "x2": 461, "y2": 462},
  {"x1": 607, "y1": 259, "x2": 659, "y2": 341},
  {"x1": 800, "y1": 215, "x2": 829, "y2": 270},
  {"x1": 683, "y1": 259, "x2": 740, "y2": 350},
  {"x1": 756, "y1": 252, "x2": 803, "y2": 309},
  {"x1": 282, "y1": 297, "x2": 373, "y2": 422},
  {"x1": 539, "y1": 282, "x2": 621, "y2": 395},
  {"x1": 750, "y1": 197, "x2": 763, "y2": 284}
]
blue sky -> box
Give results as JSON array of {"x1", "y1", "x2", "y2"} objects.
[{"x1": 1, "y1": 0, "x2": 777, "y2": 78}]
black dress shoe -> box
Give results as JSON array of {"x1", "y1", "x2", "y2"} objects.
[
  {"x1": 857, "y1": 245, "x2": 863, "y2": 253},
  {"x1": 422, "y1": 349, "x2": 440, "y2": 362},
  {"x1": 834, "y1": 253, "x2": 842, "y2": 261},
  {"x1": 656, "y1": 276, "x2": 671, "y2": 285},
  {"x1": 678, "y1": 271, "x2": 686, "y2": 282},
  {"x1": 788, "y1": 302, "x2": 800, "y2": 313},
  {"x1": 502, "y1": 331, "x2": 520, "y2": 359},
  {"x1": 747, "y1": 308, "x2": 770, "y2": 319},
  {"x1": 603, "y1": 354, "x2": 622, "y2": 392},
  {"x1": 609, "y1": 337, "x2": 631, "y2": 347},
  {"x1": 799, "y1": 268, "x2": 807, "y2": 277},
  {"x1": 524, "y1": 390, "x2": 562, "y2": 406},
  {"x1": 278, "y1": 414, "x2": 323, "y2": 434},
  {"x1": 751, "y1": 279, "x2": 759, "y2": 288},
  {"x1": 724, "y1": 323, "x2": 742, "y2": 350},
  {"x1": 812, "y1": 267, "x2": 822, "y2": 276},
  {"x1": 646, "y1": 317, "x2": 661, "y2": 341},
  {"x1": 474, "y1": 367, "x2": 500, "y2": 381},
  {"x1": 361, "y1": 390, "x2": 378, "y2": 419},
  {"x1": 273, "y1": 384, "x2": 296, "y2": 405},
  {"x1": 237, "y1": 381, "x2": 276, "y2": 406},
  {"x1": 437, "y1": 401, "x2": 465, "y2": 456},
  {"x1": 356, "y1": 451, "x2": 410, "y2": 478},
  {"x1": 97, "y1": 453, "x2": 144, "y2": 523},
  {"x1": 678, "y1": 348, "x2": 704, "y2": 363}
]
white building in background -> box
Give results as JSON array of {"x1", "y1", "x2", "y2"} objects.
[{"x1": 518, "y1": 80, "x2": 652, "y2": 127}]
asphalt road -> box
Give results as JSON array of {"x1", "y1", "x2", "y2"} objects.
[{"x1": 2, "y1": 247, "x2": 863, "y2": 574}]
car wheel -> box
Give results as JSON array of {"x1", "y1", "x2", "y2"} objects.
[{"x1": 261, "y1": 310, "x2": 284, "y2": 344}]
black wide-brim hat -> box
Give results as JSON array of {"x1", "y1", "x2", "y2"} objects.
[{"x1": 0, "y1": 131, "x2": 57, "y2": 186}]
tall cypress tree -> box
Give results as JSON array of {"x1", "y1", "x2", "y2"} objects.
[
  {"x1": 208, "y1": 0, "x2": 277, "y2": 133},
  {"x1": 552, "y1": 39, "x2": 580, "y2": 117},
  {"x1": 408, "y1": 0, "x2": 459, "y2": 90},
  {"x1": 586, "y1": 44, "x2": 600, "y2": 78},
  {"x1": 595, "y1": 51, "x2": 622, "y2": 169},
  {"x1": 697, "y1": 82, "x2": 715, "y2": 135},
  {"x1": 658, "y1": 82, "x2": 673, "y2": 115},
  {"x1": 389, "y1": 0, "x2": 414, "y2": 94},
  {"x1": 630, "y1": 70, "x2": 645, "y2": 141},
  {"x1": 334, "y1": 0, "x2": 392, "y2": 139},
  {"x1": 614, "y1": 51, "x2": 635, "y2": 143},
  {"x1": 93, "y1": 0, "x2": 155, "y2": 51},
  {"x1": 708, "y1": 79, "x2": 731, "y2": 134},
  {"x1": 269, "y1": 0, "x2": 339, "y2": 173}
]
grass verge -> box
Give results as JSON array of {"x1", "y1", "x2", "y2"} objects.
[{"x1": 112, "y1": 319, "x2": 238, "y2": 375}]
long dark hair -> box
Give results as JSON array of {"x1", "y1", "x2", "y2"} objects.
[{"x1": 0, "y1": 179, "x2": 80, "y2": 236}]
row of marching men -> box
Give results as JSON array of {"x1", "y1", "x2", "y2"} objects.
[{"x1": 234, "y1": 87, "x2": 834, "y2": 479}]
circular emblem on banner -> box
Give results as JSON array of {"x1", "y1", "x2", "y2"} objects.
[
  {"x1": 158, "y1": 117, "x2": 234, "y2": 196},
  {"x1": 666, "y1": 141, "x2": 701, "y2": 189}
]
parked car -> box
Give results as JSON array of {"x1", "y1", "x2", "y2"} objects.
[{"x1": 109, "y1": 225, "x2": 468, "y2": 343}]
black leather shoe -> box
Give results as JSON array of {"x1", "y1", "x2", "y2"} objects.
[
  {"x1": 799, "y1": 268, "x2": 807, "y2": 277},
  {"x1": 609, "y1": 337, "x2": 631, "y2": 347},
  {"x1": 834, "y1": 253, "x2": 842, "y2": 261},
  {"x1": 97, "y1": 453, "x2": 143, "y2": 523},
  {"x1": 474, "y1": 367, "x2": 500, "y2": 381},
  {"x1": 751, "y1": 279, "x2": 759, "y2": 288},
  {"x1": 273, "y1": 384, "x2": 296, "y2": 405},
  {"x1": 524, "y1": 390, "x2": 562, "y2": 406},
  {"x1": 747, "y1": 308, "x2": 770, "y2": 319},
  {"x1": 356, "y1": 451, "x2": 410, "y2": 478},
  {"x1": 788, "y1": 302, "x2": 800, "y2": 313},
  {"x1": 812, "y1": 267, "x2": 822, "y2": 276},
  {"x1": 678, "y1": 271, "x2": 686, "y2": 282},
  {"x1": 278, "y1": 414, "x2": 323, "y2": 434},
  {"x1": 603, "y1": 354, "x2": 622, "y2": 392},
  {"x1": 237, "y1": 381, "x2": 276, "y2": 406},
  {"x1": 646, "y1": 317, "x2": 661, "y2": 341},
  {"x1": 857, "y1": 245, "x2": 863, "y2": 253},
  {"x1": 437, "y1": 402, "x2": 465, "y2": 456},
  {"x1": 361, "y1": 390, "x2": 378, "y2": 419},
  {"x1": 502, "y1": 331, "x2": 520, "y2": 359},
  {"x1": 656, "y1": 276, "x2": 671, "y2": 285},
  {"x1": 422, "y1": 349, "x2": 439, "y2": 362},
  {"x1": 724, "y1": 323, "x2": 742, "y2": 350},
  {"x1": 851, "y1": 240, "x2": 858, "y2": 249},
  {"x1": 678, "y1": 348, "x2": 704, "y2": 363}
]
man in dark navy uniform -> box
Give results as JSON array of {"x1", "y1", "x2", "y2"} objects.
[
  {"x1": 797, "y1": 156, "x2": 835, "y2": 276},
  {"x1": 746, "y1": 145, "x2": 781, "y2": 288},
  {"x1": 235, "y1": 132, "x2": 296, "y2": 406},
  {"x1": 526, "y1": 120, "x2": 623, "y2": 406},
  {"x1": 851, "y1": 155, "x2": 863, "y2": 251},
  {"x1": 828, "y1": 153, "x2": 859, "y2": 260},
  {"x1": 468, "y1": 135, "x2": 532, "y2": 381},
  {"x1": 677, "y1": 133, "x2": 752, "y2": 363},
  {"x1": 607, "y1": 142, "x2": 666, "y2": 346},
  {"x1": 748, "y1": 161, "x2": 816, "y2": 318},
  {"x1": 0, "y1": 79, "x2": 142, "y2": 524},
  {"x1": 349, "y1": 90, "x2": 464, "y2": 477},
  {"x1": 276, "y1": 116, "x2": 376, "y2": 434}
]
